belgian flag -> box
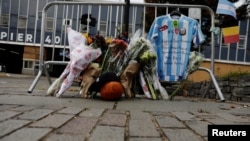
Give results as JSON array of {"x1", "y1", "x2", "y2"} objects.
[{"x1": 220, "y1": 19, "x2": 239, "y2": 44}]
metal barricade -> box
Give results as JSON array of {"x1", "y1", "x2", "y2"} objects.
[{"x1": 27, "y1": 1, "x2": 225, "y2": 101}]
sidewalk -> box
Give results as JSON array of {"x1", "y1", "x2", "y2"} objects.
[{"x1": 0, "y1": 73, "x2": 250, "y2": 141}]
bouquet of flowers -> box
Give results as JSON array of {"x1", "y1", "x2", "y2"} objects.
[
  {"x1": 101, "y1": 29, "x2": 146, "y2": 76},
  {"x1": 186, "y1": 51, "x2": 204, "y2": 74},
  {"x1": 169, "y1": 51, "x2": 204, "y2": 100},
  {"x1": 100, "y1": 39, "x2": 128, "y2": 76},
  {"x1": 98, "y1": 29, "x2": 168, "y2": 100},
  {"x1": 139, "y1": 45, "x2": 168, "y2": 100},
  {"x1": 126, "y1": 29, "x2": 168, "y2": 100}
]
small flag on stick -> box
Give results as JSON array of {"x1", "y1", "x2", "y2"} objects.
[
  {"x1": 216, "y1": 0, "x2": 237, "y2": 19},
  {"x1": 221, "y1": 19, "x2": 239, "y2": 44}
]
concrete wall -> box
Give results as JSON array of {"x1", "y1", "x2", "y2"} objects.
[{"x1": 188, "y1": 61, "x2": 250, "y2": 82}]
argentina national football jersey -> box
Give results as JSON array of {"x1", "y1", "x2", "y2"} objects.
[{"x1": 148, "y1": 14, "x2": 205, "y2": 82}]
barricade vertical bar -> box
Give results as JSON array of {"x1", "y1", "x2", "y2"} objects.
[
  {"x1": 132, "y1": 6, "x2": 137, "y2": 34},
  {"x1": 105, "y1": 6, "x2": 109, "y2": 36},
  {"x1": 97, "y1": 5, "x2": 101, "y2": 32},
  {"x1": 243, "y1": 19, "x2": 249, "y2": 62},
  {"x1": 87, "y1": 5, "x2": 92, "y2": 34},
  {"x1": 52, "y1": 5, "x2": 58, "y2": 61},
  {"x1": 63, "y1": 5, "x2": 69, "y2": 62},
  {"x1": 115, "y1": 6, "x2": 119, "y2": 37},
  {"x1": 142, "y1": 6, "x2": 146, "y2": 35},
  {"x1": 209, "y1": 6, "x2": 215, "y2": 73},
  {"x1": 109, "y1": 5, "x2": 112, "y2": 36},
  {"x1": 28, "y1": 2, "x2": 48, "y2": 93},
  {"x1": 76, "y1": 5, "x2": 80, "y2": 31}
]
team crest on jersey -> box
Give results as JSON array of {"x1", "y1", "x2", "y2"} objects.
[
  {"x1": 158, "y1": 25, "x2": 168, "y2": 31},
  {"x1": 179, "y1": 28, "x2": 186, "y2": 35}
]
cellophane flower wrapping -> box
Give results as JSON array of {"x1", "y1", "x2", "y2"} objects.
[
  {"x1": 128, "y1": 29, "x2": 168, "y2": 100},
  {"x1": 100, "y1": 47, "x2": 128, "y2": 76},
  {"x1": 99, "y1": 29, "x2": 168, "y2": 100},
  {"x1": 101, "y1": 29, "x2": 143, "y2": 76}
]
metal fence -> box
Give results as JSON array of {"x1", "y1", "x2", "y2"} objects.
[{"x1": 25, "y1": 1, "x2": 226, "y2": 100}]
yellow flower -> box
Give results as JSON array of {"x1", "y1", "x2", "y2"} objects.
[
  {"x1": 82, "y1": 33, "x2": 93, "y2": 44},
  {"x1": 105, "y1": 37, "x2": 112, "y2": 45}
]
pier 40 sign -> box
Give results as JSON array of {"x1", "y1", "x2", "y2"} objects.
[{"x1": 0, "y1": 30, "x2": 62, "y2": 45}]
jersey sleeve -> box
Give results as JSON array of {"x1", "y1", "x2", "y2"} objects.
[
  {"x1": 192, "y1": 21, "x2": 205, "y2": 46},
  {"x1": 147, "y1": 19, "x2": 159, "y2": 43}
]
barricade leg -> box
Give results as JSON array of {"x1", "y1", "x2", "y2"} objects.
[
  {"x1": 44, "y1": 63, "x2": 52, "y2": 85},
  {"x1": 28, "y1": 69, "x2": 43, "y2": 93},
  {"x1": 198, "y1": 67, "x2": 225, "y2": 102}
]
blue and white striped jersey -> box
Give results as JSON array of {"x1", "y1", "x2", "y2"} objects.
[{"x1": 148, "y1": 14, "x2": 205, "y2": 81}]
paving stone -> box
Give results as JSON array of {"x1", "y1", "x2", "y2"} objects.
[
  {"x1": 0, "y1": 105, "x2": 19, "y2": 111},
  {"x1": 216, "y1": 113, "x2": 250, "y2": 123},
  {"x1": 155, "y1": 116, "x2": 186, "y2": 128},
  {"x1": 210, "y1": 117, "x2": 239, "y2": 125},
  {"x1": 185, "y1": 120, "x2": 211, "y2": 136},
  {"x1": 79, "y1": 108, "x2": 104, "y2": 118},
  {"x1": 99, "y1": 113, "x2": 127, "y2": 127},
  {"x1": 89, "y1": 125, "x2": 124, "y2": 141},
  {"x1": 0, "y1": 111, "x2": 21, "y2": 122},
  {"x1": 44, "y1": 133, "x2": 84, "y2": 141},
  {"x1": 200, "y1": 115, "x2": 236, "y2": 125},
  {"x1": 57, "y1": 107, "x2": 84, "y2": 115},
  {"x1": 150, "y1": 111, "x2": 172, "y2": 116},
  {"x1": 130, "y1": 111, "x2": 151, "y2": 120},
  {"x1": 0, "y1": 127, "x2": 52, "y2": 141},
  {"x1": 0, "y1": 119, "x2": 31, "y2": 137},
  {"x1": 162, "y1": 128, "x2": 203, "y2": 141},
  {"x1": 56, "y1": 117, "x2": 98, "y2": 137},
  {"x1": 18, "y1": 109, "x2": 54, "y2": 120},
  {"x1": 9, "y1": 105, "x2": 39, "y2": 112},
  {"x1": 30, "y1": 114, "x2": 74, "y2": 128},
  {"x1": 129, "y1": 119, "x2": 160, "y2": 137},
  {"x1": 172, "y1": 111, "x2": 196, "y2": 121}
]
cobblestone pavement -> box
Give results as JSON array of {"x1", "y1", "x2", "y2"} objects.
[{"x1": 0, "y1": 73, "x2": 250, "y2": 141}]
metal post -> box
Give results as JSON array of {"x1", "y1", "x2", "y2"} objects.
[{"x1": 124, "y1": 0, "x2": 130, "y2": 39}]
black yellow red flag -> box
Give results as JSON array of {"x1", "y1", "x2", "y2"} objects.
[{"x1": 220, "y1": 19, "x2": 239, "y2": 44}]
